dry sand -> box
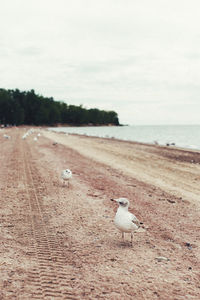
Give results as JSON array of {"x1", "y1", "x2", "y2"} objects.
[{"x1": 0, "y1": 127, "x2": 200, "y2": 299}]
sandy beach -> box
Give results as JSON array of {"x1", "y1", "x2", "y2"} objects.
[{"x1": 0, "y1": 127, "x2": 200, "y2": 299}]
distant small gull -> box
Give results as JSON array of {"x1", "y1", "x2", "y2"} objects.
[
  {"x1": 61, "y1": 169, "x2": 72, "y2": 186},
  {"x1": 3, "y1": 134, "x2": 11, "y2": 139},
  {"x1": 111, "y1": 198, "x2": 140, "y2": 245},
  {"x1": 33, "y1": 137, "x2": 38, "y2": 141},
  {"x1": 22, "y1": 133, "x2": 28, "y2": 139}
]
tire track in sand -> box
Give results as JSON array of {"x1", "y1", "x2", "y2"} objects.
[{"x1": 19, "y1": 137, "x2": 79, "y2": 299}]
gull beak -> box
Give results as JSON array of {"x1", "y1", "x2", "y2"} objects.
[{"x1": 110, "y1": 198, "x2": 117, "y2": 202}]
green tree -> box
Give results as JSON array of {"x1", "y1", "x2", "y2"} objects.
[{"x1": 0, "y1": 88, "x2": 120, "y2": 126}]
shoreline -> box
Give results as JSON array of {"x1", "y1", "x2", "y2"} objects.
[
  {"x1": 48, "y1": 124, "x2": 200, "y2": 152},
  {"x1": 53, "y1": 129, "x2": 200, "y2": 154}
]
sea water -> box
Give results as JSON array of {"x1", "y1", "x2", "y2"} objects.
[{"x1": 49, "y1": 125, "x2": 200, "y2": 150}]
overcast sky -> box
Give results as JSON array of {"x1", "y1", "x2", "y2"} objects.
[{"x1": 1, "y1": 0, "x2": 200, "y2": 125}]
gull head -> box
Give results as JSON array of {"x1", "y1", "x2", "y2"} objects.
[
  {"x1": 65, "y1": 169, "x2": 72, "y2": 174},
  {"x1": 110, "y1": 198, "x2": 130, "y2": 208},
  {"x1": 62, "y1": 169, "x2": 72, "y2": 179}
]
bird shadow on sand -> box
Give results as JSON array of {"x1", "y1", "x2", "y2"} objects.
[
  {"x1": 113, "y1": 240, "x2": 134, "y2": 248},
  {"x1": 60, "y1": 181, "x2": 72, "y2": 188}
]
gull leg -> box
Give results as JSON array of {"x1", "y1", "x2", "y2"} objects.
[
  {"x1": 131, "y1": 232, "x2": 133, "y2": 246},
  {"x1": 122, "y1": 232, "x2": 124, "y2": 243}
]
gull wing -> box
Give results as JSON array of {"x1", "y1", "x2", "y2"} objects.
[{"x1": 130, "y1": 213, "x2": 140, "y2": 226}]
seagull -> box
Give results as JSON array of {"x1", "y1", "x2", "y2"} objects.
[
  {"x1": 3, "y1": 134, "x2": 11, "y2": 139},
  {"x1": 61, "y1": 169, "x2": 72, "y2": 187},
  {"x1": 110, "y1": 198, "x2": 140, "y2": 246},
  {"x1": 22, "y1": 133, "x2": 28, "y2": 139}
]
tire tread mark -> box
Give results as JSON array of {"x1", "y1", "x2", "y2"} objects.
[{"x1": 21, "y1": 140, "x2": 79, "y2": 299}]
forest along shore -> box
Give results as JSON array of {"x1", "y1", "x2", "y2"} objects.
[{"x1": 0, "y1": 127, "x2": 200, "y2": 299}]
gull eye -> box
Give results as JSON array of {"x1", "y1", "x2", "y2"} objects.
[{"x1": 119, "y1": 202, "x2": 123, "y2": 205}]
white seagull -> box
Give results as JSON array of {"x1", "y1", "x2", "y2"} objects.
[
  {"x1": 61, "y1": 169, "x2": 72, "y2": 187},
  {"x1": 3, "y1": 134, "x2": 11, "y2": 139},
  {"x1": 111, "y1": 198, "x2": 140, "y2": 245}
]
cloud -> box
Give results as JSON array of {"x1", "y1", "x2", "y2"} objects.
[{"x1": 0, "y1": 0, "x2": 200, "y2": 124}]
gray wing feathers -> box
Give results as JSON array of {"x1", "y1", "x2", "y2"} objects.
[{"x1": 131, "y1": 214, "x2": 140, "y2": 226}]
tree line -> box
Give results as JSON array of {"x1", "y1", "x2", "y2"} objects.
[{"x1": 0, "y1": 88, "x2": 120, "y2": 126}]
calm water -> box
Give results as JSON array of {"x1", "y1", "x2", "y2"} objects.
[{"x1": 49, "y1": 125, "x2": 200, "y2": 150}]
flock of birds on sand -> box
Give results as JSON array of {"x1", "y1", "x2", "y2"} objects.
[
  {"x1": 22, "y1": 128, "x2": 41, "y2": 141},
  {"x1": 2, "y1": 128, "x2": 141, "y2": 246}
]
